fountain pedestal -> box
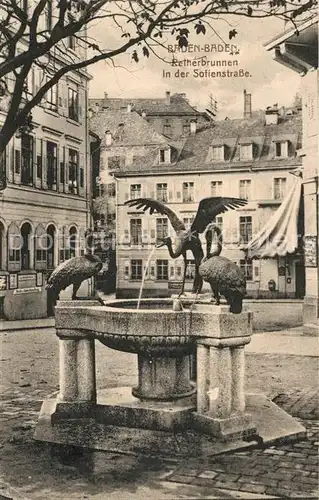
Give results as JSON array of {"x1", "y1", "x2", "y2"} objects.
[{"x1": 34, "y1": 298, "x2": 306, "y2": 454}]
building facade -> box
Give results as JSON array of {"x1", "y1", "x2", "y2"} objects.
[
  {"x1": 89, "y1": 91, "x2": 212, "y2": 139},
  {"x1": 265, "y1": 14, "x2": 318, "y2": 334},
  {"x1": 114, "y1": 105, "x2": 303, "y2": 299},
  {"x1": 0, "y1": 8, "x2": 92, "y2": 320}
]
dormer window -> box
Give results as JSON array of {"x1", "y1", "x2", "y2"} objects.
[
  {"x1": 274, "y1": 140, "x2": 288, "y2": 158},
  {"x1": 159, "y1": 148, "x2": 171, "y2": 164},
  {"x1": 211, "y1": 145, "x2": 224, "y2": 162},
  {"x1": 240, "y1": 143, "x2": 253, "y2": 160}
]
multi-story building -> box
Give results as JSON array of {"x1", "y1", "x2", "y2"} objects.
[
  {"x1": 89, "y1": 107, "x2": 172, "y2": 292},
  {"x1": 114, "y1": 102, "x2": 303, "y2": 299},
  {"x1": 0, "y1": 7, "x2": 92, "y2": 320},
  {"x1": 89, "y1": 91, "x2": 212, "y2": 139},
  {"x1": 265, "y1": 14, "x2": 318, "y2": 334}
]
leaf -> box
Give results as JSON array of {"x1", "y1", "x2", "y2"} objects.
[
  {"x1": 195, "y1": 22, "x2": 206, "y2": 34},
  {"x1": 229, "y1": 29, "x2": 238, "y2": 40},
  {"x1": 247, "y1": 5, "x2": 253, "y2": 15},
  {"x1": 177, "y1": 35, "x2": 188, "y2": 48},
  {"x1": 132, "y1": 51, "x2": 139, "y2": 63},
  {"x1": 143, "y1": 46, "x2": 150, "y2": 58}
]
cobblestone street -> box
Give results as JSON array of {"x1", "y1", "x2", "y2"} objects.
[{"x1": 0, "y1": 327, "x2": 318, "y2": 499}]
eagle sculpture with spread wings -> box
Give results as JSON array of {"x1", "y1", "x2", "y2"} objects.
[{"x1": 124, "y1": 196, "x2": 248, "y2": 296}]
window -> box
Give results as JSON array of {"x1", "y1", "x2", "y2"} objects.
[
  {"x1": 183, "y1": 122, "x2": 190, "y2": 135},
  {"x1": 211, "y1": 181, "x2": 223, "y2": 196},
  {"x1": 46, "y1": 80, "x2": 58, "y2": 111},
  {"x1": 0, "y1": 151, "x2": 6, "y2": 183},
  {"x1": 240, "y1": 144, "x2": 253, "y2": 160},
  {"x1": 240, "y1": 258, "x2": 253, "y2": 281},
  {"x1": 213, "y1": 216, "x2": 223, "y2": 232},
  {"x1": 239, "y1": 179, "x2": 251, "y2": 200},
  {"x1": 239, "y1": 216, "x2": 252, "y2": 245},
  {"x1": 211, "y1": 146, "x2": 224, "y2": 162},
  {"x1": 108, "y1": 156, "x2": 121, "y2": 169},
  {"x1": 274, "y1": 178, "x2": 286, "y2": 200},
  {"x1": 21, "y1": 133, "x2": 33, "y2": 185},
  {"x1": 46, "y1": 141, "x2": 57, "y2": 189},
  {"x1": 21, "y1": 222, "x2": 32, "y2": 270},
  {"x1": 156, "y1": 183, "x2": 168, "y2": 203},
  {"x1": 69, "y1": 226, "x2": 77, "y2": 258},
  {"x1": 156, "y1": 218, "x2": 168, "y2": 244},
  {"x1": 183, "y1": 216, "x2": 194, "y2": 230},
  {"x1": 183, "y1": 182, "x2": 194, "y2": 202},
  {"x1": 106, "y1": 183, "x2": 115, "y2": 196},
  {"x1": 159, "y1": 149, "x2": 165, "y2": 163},
  {"x1": 163, "y1": 123, "x2": 172, "y2": 136},
  {"x1": 130, "y1": 219, "x2": 142, "y2": 245},
  {"x1": 130, "y1": 184, "x2": 141, "y2": 199},
  {"x1": 185, "y1": 260, "x2": 195, "y2": 280},
  {"x1": 274, "y1": 141, "x2": 288, "y2": 158},
  {"x1": 68, "y1": 87, "x2": 79, "y2": 121},
  {"x1": 157, "y1": 259, "x2": 168, "y2": 280},
  {"x1": 131, "y1": 260, "x2": 142, "y2": 280},
  {"x1": 69, "y1": 148, "x2": 78, "y2": 194}
]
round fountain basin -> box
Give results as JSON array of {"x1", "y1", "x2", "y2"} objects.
[{"x1": 95, "y1": 299, "x2": 194, "y2": 356}]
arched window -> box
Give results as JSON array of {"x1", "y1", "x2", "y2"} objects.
[
  {"x1": 69, "y1": 226, "x2": 77, "y2": 258},
  {"x1": 35, "y1": 224, "x2": 47, "y2": 270},
  {"x1": 47, "y1": 224, "x2": 56, "y2": 269},
  {"x1": 7, "y1": 222, "x2": 21, "y2": 272},
  {"x1": 21, "y1": 222, "x2": 32, "y2": 270}
]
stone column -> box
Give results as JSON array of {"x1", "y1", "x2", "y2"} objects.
[
  {"x1": 208, "y1": 346, "x2": 232, "y2": 419},
  {"x1": 77, "y1": 338, "x2": 96, "y2": 402},
  {"x1": 58, "y1": 339, "x2": 78, "y2": 402},
  {"x1": 231, "y1": 346, "x2": 245, "y2": 413},
  {"x1": 196, "y1": 344, "x2": 209, "y2": 413}
]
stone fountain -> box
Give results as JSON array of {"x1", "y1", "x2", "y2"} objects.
[{"x1": 34, "y1": 298, "x2": 306, "y2": 458}]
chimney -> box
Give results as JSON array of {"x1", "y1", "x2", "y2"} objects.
[
  {"x1": 265, "y1": 105, "x2": 279, "y2": 125},
  {"x1": 104, "y1": 92, "x2": 108, "y2": 99},
  {"x1": 243, "y1": 89, "x2": 252, "y2": 118},
  {"x1": 190, "y1": 119, "x2": 197, "y2": 134},
  {"x1": 127, "y1": 103, "x2": 132, "y2": 113},
  {"x1": 165, "y1": 91, "x2": 171, "y2": 105},
  {"x1": 105, "y1": 130, "x2": 112, "y2": 146}
]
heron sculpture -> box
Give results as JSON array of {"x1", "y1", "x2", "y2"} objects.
[
  {"x1": 46, "y1": 230, "x2": 103, "y2": 308},
  {"x1": 198, "y1": 223, "x2": 246, "y2": 313},
  {"x1": 124, "y1": 196, "x2": 247, "y2": 296}
]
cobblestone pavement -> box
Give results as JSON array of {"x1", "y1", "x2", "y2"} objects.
[{"x1": 0, "y1": 328, "x2": 318, "y2": 499}]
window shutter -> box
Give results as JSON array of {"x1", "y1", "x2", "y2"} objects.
[
  {"x1": 78, "y1": 153, "x2": 85, "y2": 196},
  {"x1": 176, "y1": 191, "x2": 181, "y2": 199},
  {"x1": 64, "y1": 147, "x2": 69, "y2": 193},
  {"x1": 168, "y1": 190, "x2": 173, "y2": 201},
  {"x1": 14, "y1": 150, "x2": 21, "y2": 174},
  {"x1": 150, "y1": 229, "x2": 156, "y2": 240}
]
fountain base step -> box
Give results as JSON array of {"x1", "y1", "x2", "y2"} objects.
[
  {"x1": 34, "y1": 391, "x2": 306, "y2": 460},
  {"x1": 95, "y1": 386, "x2": 196, "y2": 431}
]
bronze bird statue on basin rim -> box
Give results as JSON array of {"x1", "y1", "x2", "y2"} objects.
[
  {"x1": 124, "y1": 196, "x2": 248, "y2": 296},
  {"x1": 198, "y1": 223, "x2": 246, "y2": 313},
  {"x1": 46, "y1": 230, "x2": 103, "y2": 307}
]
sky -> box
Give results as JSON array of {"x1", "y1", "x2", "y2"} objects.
[{"x1": 87, "y1": 11, "x2": 301, "y2": 120}]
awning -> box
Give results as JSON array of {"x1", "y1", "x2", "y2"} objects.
[{"x1": 246, "y1": 175, "x2": 302, "y2": 258}]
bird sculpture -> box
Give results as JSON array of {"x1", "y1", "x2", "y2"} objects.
[
  {"x1": 46, "y1": 230, "x2": 103, "y2": 307},
  {"x1": 198, "y1": 223, "x2": 246, "y2": 313},
  {"x1": 124, "y1": 196, "x2": 247, "y2": 296}
]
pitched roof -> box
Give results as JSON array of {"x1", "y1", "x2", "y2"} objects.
[
  {"x1": 114, "y1": 111, "x2": 302, "y2": 176},
  {"x1": 89, "y1": 93, "x2": 203, "y2": 116},
  {"x1": 89, "y1": 110, "x2": 168, "y2": 146}
]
